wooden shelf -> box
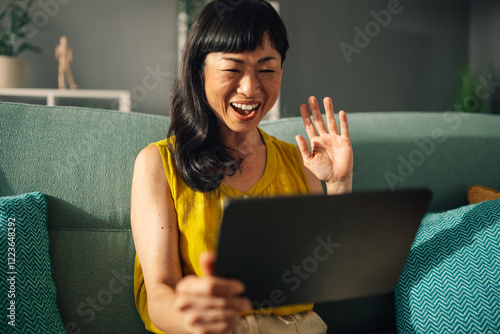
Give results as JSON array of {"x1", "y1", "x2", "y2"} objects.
[{"x1": 0, "y1": 88, "x2": 131, "y2": 112}]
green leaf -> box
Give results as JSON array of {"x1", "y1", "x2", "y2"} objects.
[
  {"x1": 0, "y1": 7, "x2": 10, "y2": 21},
  {"x1": 14, "y1": 41, "x2": 41, "y2": 56},
  {"x1": 0, "y1": 0, "x2": 42, "y2": 56},
  {"x1": 454, "y1": 63, "x2": 483, "y2": 113}
]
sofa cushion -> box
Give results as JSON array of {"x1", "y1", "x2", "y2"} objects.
[
  {"x1": 0, "y1": 103, "x2": 164, "y2": 332},
  {"x1": 0, "y1": 192, "x2": 65, "y2": 333},
  {"x1": 468, "y1": 185, "x2": 500, "y2": 204},
  {"x1": 395, "y1": 199, "x2": 500, "y2": 333}
]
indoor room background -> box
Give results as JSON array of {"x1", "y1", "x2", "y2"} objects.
[{"x1": 13, "y1": 0, "x2": 500, "y2": 116}]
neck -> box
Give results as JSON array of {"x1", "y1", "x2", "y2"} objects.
[{"x1": 218, "y1": 126, "x2": 263, "y2": 152}]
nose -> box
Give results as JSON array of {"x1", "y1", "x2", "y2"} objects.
[{"x1": 237, "y1": 72, "x2": 261, "y2": 97}]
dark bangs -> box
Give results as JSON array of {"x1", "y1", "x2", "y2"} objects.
[{"x1": 189, "y1": 0, "x2": 289, "y2": 66}]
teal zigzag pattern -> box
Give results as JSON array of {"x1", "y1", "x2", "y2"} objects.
[
  {"x1": 0, "y1": 192, "x2": 65, "y2": 334},
  {"x1": 395, "y1": 199, "x2": 500, "y2": 334}
]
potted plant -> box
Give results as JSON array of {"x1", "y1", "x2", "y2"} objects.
[
  {"x1": 177, "y1": 0, "x2": 207, "y2": 32},
  {"x1": 0, "y1": 0, "x2": 41, "y2": 88},
  {"x1": 453, "y1": 62, "x2": 492, "y2": 114},
  {"x1": 177, "y1": 0, "x2": 207, "y2": 63}
]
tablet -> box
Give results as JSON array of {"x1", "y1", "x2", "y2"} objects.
[{"x1": 213, "y1": 188, "x2": 432, "y2": 309}]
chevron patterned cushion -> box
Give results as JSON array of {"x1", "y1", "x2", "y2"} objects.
[
  {"x1": 468, "y1": 185, "x2": 500, "y2": 204},
  {"x1": 0, "y1": 192, "x2": 65, "y2": 333},
  {"x1": 395, "y1": 198, "x2": 500, "y2": 333}
]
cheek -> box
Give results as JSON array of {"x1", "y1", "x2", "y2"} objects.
[
  {"x1": 205, "y1": 80, "x2": 234, "y2": 112},
  {"x1": 263, "y1": 76, "x2": 282, "y2": 100},
  {"x1": 206, "y1": 73, "x2": 235, "y2": 96}
]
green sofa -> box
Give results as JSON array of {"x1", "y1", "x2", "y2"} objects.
[{"x1": 1, "y1": 102, "x2": 499, "y2": 334}]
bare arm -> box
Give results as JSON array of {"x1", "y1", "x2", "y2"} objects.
[
  {"x1": 131, "y1": 145, "x2": 184, "y2": 332},
  {"x1": 131, "y1": 145, "x2": 251, "y2": 334}
]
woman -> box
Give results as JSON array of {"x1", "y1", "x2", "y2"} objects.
[{"x1": 131, "y1": 0, "x2": 353, "y2": 333}]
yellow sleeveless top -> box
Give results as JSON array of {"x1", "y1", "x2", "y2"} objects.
[{"x1": 134, "y1": 129, "x2": 314, "y2": 333}]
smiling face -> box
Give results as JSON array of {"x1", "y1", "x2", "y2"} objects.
[{"x1": 203, "y1": 36, "x2": 282, "y2": 136}]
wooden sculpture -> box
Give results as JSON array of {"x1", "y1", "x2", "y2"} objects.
[{"x1": 55, "y1": 36, "x2": 78, "y2": 89}]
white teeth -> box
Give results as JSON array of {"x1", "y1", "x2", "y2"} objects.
[{"x1": 231, "y1": 103, "x2": 259, "y2": 111}]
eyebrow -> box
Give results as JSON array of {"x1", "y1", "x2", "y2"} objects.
[{"x1": 220, "y1": 56, "x2": 278, "y2": 64}]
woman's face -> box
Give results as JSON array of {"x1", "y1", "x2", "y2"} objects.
[{"x1": 203, "y1": 36, "x2": 282, "y2": 135}]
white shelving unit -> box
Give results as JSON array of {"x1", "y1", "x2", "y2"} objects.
[{"x1": 0, "y1": 88, "x2": 131, "y2": 112}]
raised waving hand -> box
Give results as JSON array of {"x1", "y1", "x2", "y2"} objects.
[{"x1": 296, "y1": 96, "x2": 353, "y2": 194}]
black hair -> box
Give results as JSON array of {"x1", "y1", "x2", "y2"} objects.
[{"x1": 168, "y1": 0, "x2": 289, "y2": 192}]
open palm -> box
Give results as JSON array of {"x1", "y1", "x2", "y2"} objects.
[{"x1": 296, "y1": 96, "x2": 353, "y2": 189}]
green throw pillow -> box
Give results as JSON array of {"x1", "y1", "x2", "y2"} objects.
[
  {"x1": 395, "y1": 198, "x2": 500, "y2": 333},
  {"x1": 0, "y1": 192, "x2": 65, "y2": 333}
]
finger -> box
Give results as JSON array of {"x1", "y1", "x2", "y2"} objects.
[
  {"x1": 324, "y1": 97, "x2": 339, "y2": 135},
  {"x1": 309, "y1": 96, "x2": 328, "y2": 135},
  {"x1": 194, "y1": 321, "x2": 236, "y2": 334},
  {"x1": 191, "y1": 321, "x2": 236, "y2": 334},
  {"x1": 203, "y1": 311, "x2": 240, "y2": 334},
  {"x1": 175, "y1": 294, "x2": 219, "y2": 312},
  {"x1": 200, "y1": 251, "x2": 216, "y2": 277},
  {"x1": 203, "y1": 308, "x2": 239, "y2": 324},
  {"x1": 339, "y1": 110, "x2": 350, "y2": 138},
  {"x1": 218, "y1": 296, "x2": 252, "y2": 314},
  {"x1": 176, "y1": 275, "x2": 245, "y2": 297},
  {"x1": 238, "y1": 296, "x2": 253, "y2": 313},
  {"x1": 185, "y1": 308, "x2": 239, "y2": 333},
  {"x1": 300, "y1": 103, "x2": 318, "y2": 140},
  {"x1": 295, "y1": 135, "x2": 311, "y2": 161},
  {"x1": 176, "y1": 294, "x2": 250, "y2": 314}
]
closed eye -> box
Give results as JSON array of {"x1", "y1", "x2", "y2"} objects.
[
  {"x1": 224, "y1": 69, "x2": 240, "y2": 73},
  {"x1": 260, "y1": 70, "x2": 275, "y2": 73}
]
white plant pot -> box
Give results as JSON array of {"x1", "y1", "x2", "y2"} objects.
[{"x1": 0, "y1": 56, "x2": 27, "y2": 88}]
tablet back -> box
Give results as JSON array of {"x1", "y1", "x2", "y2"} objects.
[{"x1": 213, "y1": 189, "x2": 432, "y2": 309}]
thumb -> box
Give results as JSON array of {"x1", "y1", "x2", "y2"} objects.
[
  {"x1": 199, "y1": 251, "x2": 216, "y2": 277},
  {"x1": 295, "y1": 135, "x2": 311, "y2": 161}
]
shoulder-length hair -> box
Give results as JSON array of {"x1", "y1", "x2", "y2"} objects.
[{"x1": 168, "y1": 0, "x2": 289, "y2": 192}]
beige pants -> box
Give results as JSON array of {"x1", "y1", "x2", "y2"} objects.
[{"x1": 231, "y1": 312, "x2": 328, "y2": 334}]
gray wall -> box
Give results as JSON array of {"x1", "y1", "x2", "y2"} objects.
[
  {"x1": 15, "y1": 0, "x2": 498, "y2": 116},
  {"x1": 280, "y1": 0, "x2": 470, "y2": 115},
  {"x1": 19, "y1": 0, "x2": 177, "y2": 115}
]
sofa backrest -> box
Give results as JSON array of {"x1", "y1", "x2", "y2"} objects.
[
  {"x1": 260, "y1": 111, "x2": 500, "y2": 211},
  {"x1": 1, "y1": 102, "x2": 499, "y2": 333}
]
